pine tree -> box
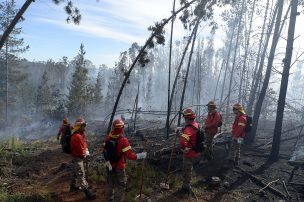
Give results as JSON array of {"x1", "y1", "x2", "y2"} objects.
[
  {"x1": 37, "y1": 70, "x2": 51, "y2": 116},
  {"x1": 0, "y1": 0, "x2": 29, "y2": 123},
  {"x1": 93, "y1": 67, "x2": 103, "y2": 104},
  {"x1": 67, "y1": 44, "x2": 89, "y2": 117}
]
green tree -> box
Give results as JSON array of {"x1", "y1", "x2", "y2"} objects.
[
  {"x1": 0, "y1": 0, "x2": 29, "y2": 122},
  {"x1": 93, "y1": 67, "x2": 103, "y2": 104},
  {"x1": 36, "y1": 70, "x2": 51, "y2": 116},
  {"x1": 67, "y1": 44, "x2": 89, "y2": 117}
]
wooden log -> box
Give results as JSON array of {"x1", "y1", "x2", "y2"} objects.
[
  {"x1": 287, "y1": 182, "x2": 304, "y2": 187},
  {"x1": 258, "y1": 179, "x2": 279, "y2": 192},
  {"x1": 236, "y1": 166, "x2": 287, "y2": 199},
  {"x1": 282, "y1": 180, "x2": 291, "y2": 198}
]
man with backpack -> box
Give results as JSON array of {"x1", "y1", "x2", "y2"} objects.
[
  {"x1": 70, "y1": 117, "x2": 96, "y2": 200},
  {"x1": 103, "y1": 118, "x2": 147, "y2": 202},
  {"x1": 204, "y1": 101, "x2": 222, "y2": 161},
  {"x1": 57, "y1": 117, "x2": 72, "y2": 152},
  {"x1": 228, "y1": 103, "x2": 247, "y2": 166},
  {"x1": 178, "y1": 108, "x2": 201, "y2": 194}
]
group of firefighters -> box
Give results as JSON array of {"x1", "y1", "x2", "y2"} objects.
[{"x1": 57, "y1": 101, "x2": 247, "y2": 201}]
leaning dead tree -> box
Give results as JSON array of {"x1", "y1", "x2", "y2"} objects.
[
  {"x1": 106, "y1": 0, "x2": 198, "y2": 135},
  {"x1": 177, "y1": 19, "x2": 200, "y2": 126},
  {"x1": 0, "y1": 0, "x2": 81, "y2": 50},
  {"x1": 248, "y1": 0, "x2": 284, "y2": 144},
  {"x1": 268, "y1": 0, "x2": 299, "y2": 162}
]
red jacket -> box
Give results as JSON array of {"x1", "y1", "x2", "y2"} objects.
[
  {"x1": 179, "y1": 121, "x2": 200, "y2": 158},
  {"x1": 70, "y1": 132, "x2": 87, "y2": 159},
  {"x1": 104, "y1": 132, "x2": 137, "y2": 170},
  {"x1": 232, "y1": 114, "x2": 247, "y2": 138},
  {"x1": 204, "y1": 111, "x2": 221, "y2": 135},
  {"x1": 57, "y1": 124, "x2": 71, "y2": 136}
]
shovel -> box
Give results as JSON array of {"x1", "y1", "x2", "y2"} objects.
[
  {"x1": 160, "y1": 128, "x2": 181, "y2": 190},
  {"x1": 135, "y1": 139, "x2": 148, "y2": 201}
]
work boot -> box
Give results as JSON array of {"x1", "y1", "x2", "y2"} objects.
[
  {"x1": 83, "y1": 189, "x2": 96, "y2": 200},
  {"x1": 177, "y1": 185, "x2": 190, "y2": 195},
  {"x1": 69, "y1": 184, "x2": 81, "y2": 192}
]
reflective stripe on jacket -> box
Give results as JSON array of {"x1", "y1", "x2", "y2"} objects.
[
  {"x1": 104, "y1": 133, "x2": 137, "y2": 170},
  {"x1": 179, "y1": 121, "x2": 200, "y2": 158}
]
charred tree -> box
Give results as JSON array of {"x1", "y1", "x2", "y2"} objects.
[
  {"x1": 165, "y1": 20, "x2": 198, "y2": 134},
  {"x1": 226, "y1": 0, "x2": 246, "y2": 117},
  {"x1": 248, "y1": 0, "x2": 284, "y2": 144},
  {"x1": 177, "y1": 19, "x2": 199, "y2": 125},
  {"x1": 106, "y1": 0, "x2": 198, "y2": 134},
  {"x1": 238, "y1": 0, "x2": 256, "y2": 103},
  {"x1": 268, "y1": 0, "x2": 299, "y2": 162},
  {"x1": 166, "y1": 0, "x2": 176, "y2": 139}
]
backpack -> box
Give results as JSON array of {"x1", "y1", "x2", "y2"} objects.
[
  {"x1": 245, "y1": 115, "x2": 253, "y2": 132},
  {"x1": 186, "y1": 125, "x2": 205, "y2": 153},
  {"x1": 62, "y1": 125, "x2": 72, "y2": 154},
  {"x1": 217, "y1": 113, "x2": 223, "y2": 127},
  {"x1": 103, "y1": 137, "x2": 124, "y2": 163}
]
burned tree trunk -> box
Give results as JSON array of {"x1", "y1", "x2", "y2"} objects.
[
  {"x1": 165, "y1": 20, "x2": 198, "y2": 135},
  {"x1": 226, "y1": 0, "x2": 245, "y2": 117},
  {"x1": 248, "y1": 0, "x2": 284, "y2": 144},
  {"x1": 238, "y1": 0, "x2": 257, "y2": 103},
  {"x1": 106, "y1": 0, "x2": 197, "y2": 134},
  {"x1": 268, "y1": 0, "x2": 299, "y2": 162},
  {"x1": 177, "y1": 19, "x2": 200, "y2": 125},
  {"x1": 166, "y1": 0, "x2": 176, "y2": 139}
]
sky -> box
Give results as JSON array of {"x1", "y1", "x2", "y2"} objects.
[{"x1": 16, "y1": 0, "x2": 189, "y2": 68}]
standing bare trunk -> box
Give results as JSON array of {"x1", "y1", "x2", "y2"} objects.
[
  {"x1": 177, "y1": 20, "x2": 200, "y2": 126},
  {"x1": 238, "y1": 0, "x2": 256, "y2": 103},
  {"x1": 107, "y1": 0, "x2": 197, "y2": 134},
  {"x1": 247, "y1": 2, "x2": 291, "y2": 116},
  {"x1": 248, "y1": 0, "x2": 284, "y2": 144},
  {"x1": 226, "y1": 0, "x2": 246, "y2": 119},
  {"x1": 268, "y1": 0, "x2": 298, "y2": 162},
  {"x1": 219, "y1": 9, "x2": 239, "y2": 110},
  {"x1": 166, "y1": 0, "x2": 176, "y2": 139},
  {"x1": 165, "y1": 23, "x2": 197, "y2": 131}
]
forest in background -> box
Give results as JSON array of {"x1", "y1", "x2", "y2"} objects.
[{"x1": 0, "y1": 0, "x2": 303, "y2": 147}]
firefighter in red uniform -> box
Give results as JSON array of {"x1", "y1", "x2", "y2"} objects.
[
  {"x1": 178, "y1": 109, "x2": 200, "y2": 194},
  {"x1": 103, "y1": 119, "x2": 147, "y2": 202},
  {"x1": 70, "y1": 117, "x2": 96, "y2": 200},
  {"x1": 204, "y1": 101, "x2": 221, "y2": 160},
  {"x1": 57, "y1": 117, "x2": 72, "y2": 151},
  {"x1": 228, "y1": 103, "x2": 247, "y2": 166}
]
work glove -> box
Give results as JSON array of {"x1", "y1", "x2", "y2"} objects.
[
  {"x1": 237, "y1": 137, "x2": 244, "y2": 144},
  {"x1": 105, "y1": 161, "x2": 112, "y2": 171},
  {"x1": 181, "y1": 147, "x2": 191, "y2": 154},
  {"x1": 136, "y1": 152, "x2": 147, "y2": 160},
  {"x1": 175, "y1": 127, "x2": 183, "y2": 133},
  {"x1": 85, "y1": 148, "x2": 90, "y2": 157}
]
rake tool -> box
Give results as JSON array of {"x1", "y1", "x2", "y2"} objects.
[
  {"x1": 160, "y1": 128, "x2": 181, "y2": 190},
  {"x1": 135, "y1": 139, "x2": 148, "y2": 201}
]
